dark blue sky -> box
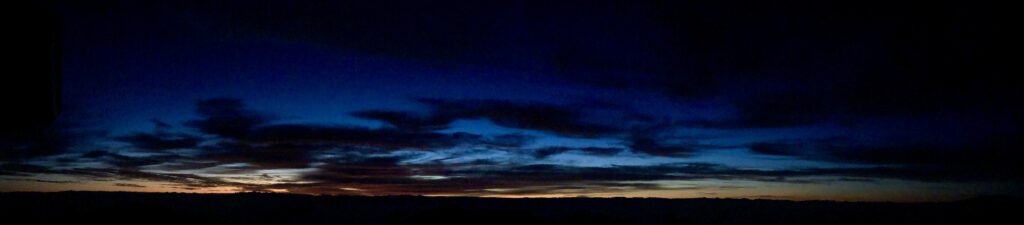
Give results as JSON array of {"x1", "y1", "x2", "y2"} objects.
[{"x1": 2, "y1": 0, "x2": 1020, "y2": 201}]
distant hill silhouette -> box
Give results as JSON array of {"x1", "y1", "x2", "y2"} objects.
[{"x1": 1, "y1": 192, "x2": 1016, "y2": 225}]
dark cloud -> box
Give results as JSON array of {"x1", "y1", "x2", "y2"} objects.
[
  {"x1": 246, "y1": 125, "x2": 482, "y2": 150},
  {"x1": 748, "y1": 140, "x2": 828, "y2": 157},
  {"x1": 197, "y1": 142, "x2": 320, "y2": 169},
  {"x1": 160, "y1": 98, "x2": 540, "y2": 170},
  {"x1": 0, "y1": 163, "x2": 53, "y2": 176},
  {"x1": 114, "y1": 183, "x2": 146, "y2": 188},
  {"x1": 351, "y1": 110, "x2": 453, "y2": 132},
  {"x1": 531, "y1": 147, "x2": 623, "y2": 159},
  {"x1": 477, "y1": 134, "x2": 535, "y2": 149},
  {"x1": 184, "y1": 98, "x2": 272, "y2": 139},
  {"x1": 531, "y1": 147, "x2": 569, "y2": 159},
  {"x1": 290, "y1": 161, "x2": 981, "y2": 195},
  {"x1": 114, "y1": 132, "x2": 202, "y2": 151},
  {"x1": 0, "y1": 121, "x2": 104, "y2": 160},
  {"x1": 0, "y1": 162, "x2": 255, "y2": 190},
  {"x1": 72, "y1": 150, "x2": 182, "y2": 168},
  {"x1": 627, "y1": 136, "x2": 694, "y2": 157},
  {"x1": 302, "y1": 155, "x2": 425, "y2": 185},
  {"x1": 8, "y1": 92, "x2": 1016, "y2": 195},
  {"x1": 193, "y1": 130, "x2": 516, "y2": 171},
  {"x1": 4, "y1": 145, "x2": 1009, "y2": 196},
  {"x1": 80, "y1": 150, "x2": 109, "y2": 158},
  {"x1": 0, "y1": 98, "x2": 545, "y2": 178},
  {"x1": 185, "y1": 98, "x2": 536, "y2": 151},
  {"x1": 748, "y1": 136, "x2": 1024, "y2": 182},
  {"x1": 624, "y1": 123, "x2": 711, "y2": 157},
  {"x1": 104, "y1": 152, "x2": 179, "y2": 168},
  {"x1": 355, "y1": 98, "x2": 625, "y2": 137},
  {"x1": 577, "y1": 147, "x2": 624, "y2": 156},
  {"x1": 149, "y1": 119, "x2": 172, "y2": 129},
  {"x1": 0, "y1": 127, "x2": 66, "y2": 160},
  {"x1": 93, "y1": 169, "x2": 233, "y2": 188},
  {"x1": 298, "y1": 162, "x2": 700, "y2": 195},
  {"x1": 2, "y1": 178, "x2": 77, "y2": 184},
  {"x1": 423, "y1": 98, "x2": 624, "y2": 137}
]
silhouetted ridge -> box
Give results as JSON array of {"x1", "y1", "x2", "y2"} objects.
[{"x1": 1, "y1": 192, "x2": 1017, "y2": 225}]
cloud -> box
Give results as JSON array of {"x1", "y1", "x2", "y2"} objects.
[
  {"x1": 424, "y1": 98, "x2": 626, "y2": 137},
  {"x1": 114, "y1": 132, "x2": 202, "y2": 151},
  {"x1": 0, "y1": 163, "x2": 53, "y2": 176},
  {"x1": 296, "y1": 161, "x2": 704, "y2": 195},
  {"x1": 1, "y1": 120, "x2": 104, "y2": 160},
  {"x1": 626, "y1": 136, "x2": 694, "y2": 157},
  {"x1": 77, "y1": 150, "x2": 181, "y2": 168},
  {"x1": 355, "y1": 98, "x2": 626, "y2": 137},
  {"x1": 81, "y1": 150, "x2": 109, "y2": 158},
  {"x1": 478, "y1": 134, "x2": 535, "y2": 149},
  {"x1": 531, "y1": 147, "x2": 623, "y2": 159},
  {"x1": 747, "y1": 136, "x2": 1024, "y2": 182},
  {"x1": 114, "y1": 183, "x2": 146, "y2": 188},
  {"x1": 351, "y1": 110, "x2": 453, "y2": 131},
  {"x1": 0, "y1": 128, "x2": 65, "y2": 160},
  {"x1": 193, "y1": 130, "x2": 526, "y2": 171},
  {"x1": 0, "y1": 162, "x2": 255, "y2": 190},
  {"x1": 197, "y1": 142, "x2": 322, "y2": 170},
  {"x1": 153, "y1": 98, "x2": 540, "y2": 170},
  {"x1": 288, "y1": 160, "x2": 969, "y2": 195},
  {"x1": 302, "y1": 155, "x2": 424, "y2": 186},
  {"x1": 184, "y1": 98, "x2": 272, "y2": 139},
  {"x1": 245, "y1": 125, "x2": 484, "y2": 150},
  {"x1": 622, "y1": 123, "x2": 712, "y2": 157},
  {"x1": 7, "y1": 96, "x2": 1018, "y2": 195}
]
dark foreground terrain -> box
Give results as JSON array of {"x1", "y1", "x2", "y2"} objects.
[{"x1": 0, "y1": 192, "x2": 1016, "y2": 225}]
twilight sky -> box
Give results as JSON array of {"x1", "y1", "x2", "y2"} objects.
[{"x1": 2, "y1": 0, "x2": 1020, "y2": 201}]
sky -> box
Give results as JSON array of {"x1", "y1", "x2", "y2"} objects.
[{"x1": 1, "y1": 0, "x2": 1021, "y2": 202}]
